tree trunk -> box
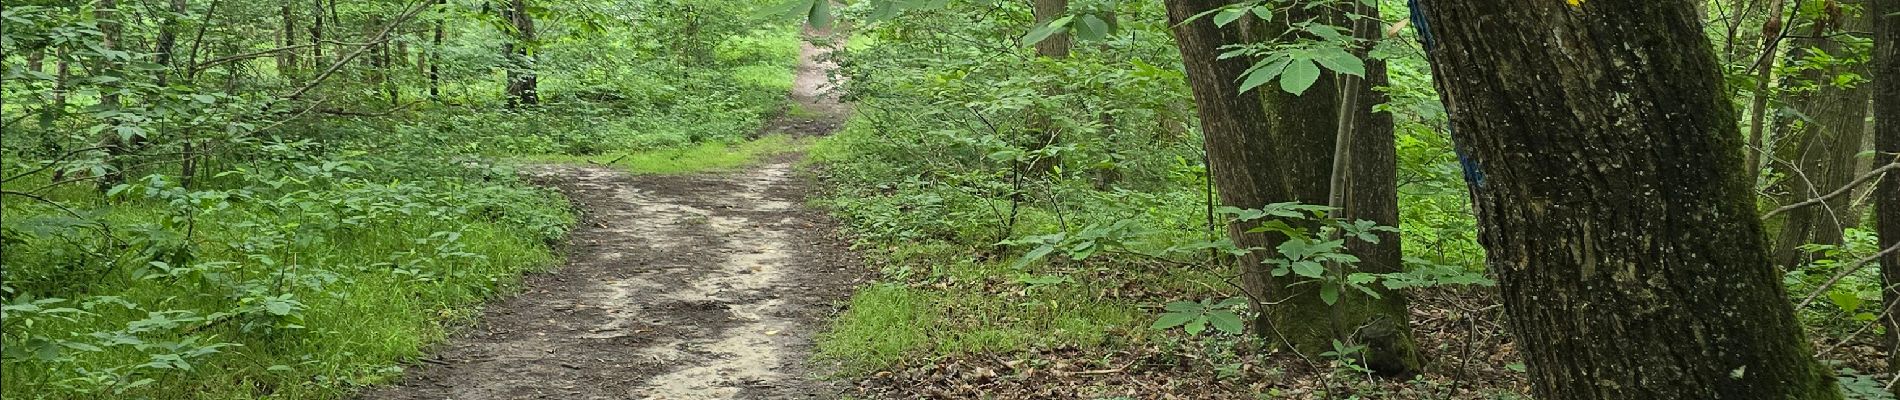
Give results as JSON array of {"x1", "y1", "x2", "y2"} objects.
[
  {"x1": 1771, "y1": 1, "x2": 1875, "y2": 268},
  {"x1": 1744, "y1": 0, "x2": 1790, "y2": 183},
  {"x1": 503, "y1": 0, "x2": 538, "y2": 107},
  {"x1": 1334, "y1": 0, "x2": 1414, "y2": 374},
  {"x1": 1032, "y1": 0, "x2": 1072, "y2": 58},
  {"x1": 26, "y1": 47, "x2": 44, "y2": 73},
  {"x1": 96, "y1": 0, "x2": 127, "y2": 193},
  {"x1": 311, "y1": 0, "x2": 325, "y2": 65},
  {"x1": 431, "y1": 6, "x2": 444, "y2": 101},
  {"x1": 1024, "y1": 0, "x2": 1070, "y2": 174},
  {"x1": 1871, "y1": 0, "x2": 1900, "y2": 382},
  {"x1": 1166, "y1": 0, "x2": 1418, "y2": 375},
  {"x1": 1410, "y1": 0, "x2": 1841, "y2": 398},
  {"x1": 281, "y1": 4, "x2": 300, "y2": 80}
]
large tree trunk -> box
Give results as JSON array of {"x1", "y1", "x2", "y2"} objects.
[
  {"x1": 1410, "y1": 0, "x2": 1841, "y2": 398},
  {"x1": 1771, "y1": 2, "x2": 1875, "y2": 268},
  {"x1": 1871, "y1": 0, "x2": 1900, "y2": 381},
  {"x1": 503, "y1": 0, "x2": 538, "y2": 108},
  {"x1": 1166, "y1": 0, "x2": 1418, "y2": 374}
]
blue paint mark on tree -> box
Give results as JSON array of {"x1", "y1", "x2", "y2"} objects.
[{"x1": 1405, "y1": 0, "x2": 1484, "y2": 189}]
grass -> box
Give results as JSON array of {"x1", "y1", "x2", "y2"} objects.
[
  {"x1": 814, "y1": 241, "x2": 1179, "y2": 374},
  {"x1": 0, "y1": 170, "x2": 573, "y2": 399},
  {"x1": 516, "y1": 134, "x2": 807, "y2": 175}
]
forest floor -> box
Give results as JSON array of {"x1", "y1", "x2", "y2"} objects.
[{"x1": 357, "y1": 32, "x2": 861, "y2": 400}]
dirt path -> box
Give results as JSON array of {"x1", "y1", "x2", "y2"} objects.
[{"x1": 359, "y1": 32, "x2": 857, "y2": 400}]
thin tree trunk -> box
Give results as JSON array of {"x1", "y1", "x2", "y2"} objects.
[
  {"x1": 1745, "y1": 0, "x2": 1789, "y2": 184},
  {"x1": 1870, "y1": 0, "x2": 1900, "y2": 383},
  {"x1": 1167, "y1": 0, "x2": 1417, "y2": 374},
  {"x1": 311, "y1": 0, "x2": 326, "y2": 65},
  {"x1": 1024, "y1": 0, "x2": 1069, "y2": 174},
  {"x1": 1333, "y1": 0, "x2": 1414, "y2": 374},
  {"x1": 1410, "y1": 0, "x2": 1841, "y2": 398},
  {"x1": 280, "y1": 4, "x2": 299, "y2": 80},
  {"x1": 96, "y1": 0, "x2": 126, "y2": 193},
  {"x1": 26, "y1": 48, "x2": 43, "y2": 73},
  {"x1": 1771, "y1": 1, "x2": 1875, "y2": 267},
  {"x1": 431, "y1": 5, "x2": 444, "y2": 101}
]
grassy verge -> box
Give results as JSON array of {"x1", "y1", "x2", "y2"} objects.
[
  {"x1": 0, "y1": 161, "x2": 573, "y2": 399},
  {"x1": 515, "y1": 134, "x2": 807, "y2": 175},
  {"x1": 805, "y1": 118, "x2": 1229, "y2": 375}
]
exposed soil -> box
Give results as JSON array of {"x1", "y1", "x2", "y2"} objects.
[{"x1": 358, "y1": 30, "x2": 858, "y2": 400}]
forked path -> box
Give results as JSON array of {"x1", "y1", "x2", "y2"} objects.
[{"x1": 360, "y1": 32, "x2": 855, "y2": 400}]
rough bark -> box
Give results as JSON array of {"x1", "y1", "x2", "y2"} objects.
[
  {"x1": 1166, "y1": 0, "x2": 1417, "y2": 374},
  {"x1": 1023, "y1": 0, "x2": 1070, "y2": 175},
  {"x1": 1745, "y1": 0, "x2": 1791, "y2": 182},
  {"x1": 96, "y1": 0, "x2": 126, "y2": 193},
  {"x1": 1334, "y1": 0, "x2": 1415, "y2": 374},
  {"x1": 1872, "y1": 0, "x2": 1900, "y2": 380},
  {"x1": 431, "y1": 6, "x2": 444, "y2": 101},
  {"x1": 1410, "y1": 0, "x2": 1841, "y2": 398},
  {"x1": 26, "y1": 47, "x2": 44, "y2": 73},
  {"x1": 1032, "y1": 0, "x2": 1072, "y2": 58},
  {"x1": 281, "y1": 4, "x2": 300, "y2": 80},
  {"x1": 311, "y1": 0, "x2": 325, "y2": 65},
  {"x1": 1771, "y1": 2, "x2": 1874, "y2": 268},
  {"x1": 503, "y1": 0, "x2": 538, "y2": 107}
]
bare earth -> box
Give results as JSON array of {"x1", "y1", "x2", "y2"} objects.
[{"x1": 358, "y1": 32, "x2": 858, "y2": 400}]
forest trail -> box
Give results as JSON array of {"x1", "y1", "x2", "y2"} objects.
[{"x1": 358, "y1": 32, "x2": 857, "y2": 400}]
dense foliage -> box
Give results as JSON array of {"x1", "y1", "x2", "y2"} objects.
[{"x1": 0, "y1": 0, "x2": 799, "y2": 398}]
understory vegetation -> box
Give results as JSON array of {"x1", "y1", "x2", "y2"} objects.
[
  {"x1": 797, "y1": 0, "x2": 1899, "y2": 398},
  {"x1": 0, "y1": 0, "x2": 799, "y2": 398},
  {"x1": 5, "y1": 0, "x2": 1900, "y2": 399}
]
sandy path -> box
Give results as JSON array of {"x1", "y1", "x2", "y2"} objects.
[{"x1": 358, "y1": 30, "x2": 856, "y2": 400}]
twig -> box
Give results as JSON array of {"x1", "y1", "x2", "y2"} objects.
[
  {"x1": 1763, "y1": 160, "x2": 1900, "y2": 220},
  {"x1": 1795, "y1": 242, "x2": 1900, "y2": 310},
  {"x1": 283, "y1": 0, "x2": 430, "y2": 101},
  {"x1": 1, "y1": 146, "x2": 112, "y2": 183}
]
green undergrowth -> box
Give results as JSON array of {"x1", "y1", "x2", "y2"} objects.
[
  {"x1": 1, "y1": 151, "x2": 574, "y2": 399},
  {"x1": 515, "y1": 134, "x2": 807, "y2": 175},
  {"x1": 807, "y1": 116, "x2": 1229, "y2": 374}
]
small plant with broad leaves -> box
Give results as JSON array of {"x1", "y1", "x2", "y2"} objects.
[{"x1": 1153, "y1": 297, "x2": 1249, "y2": 335}]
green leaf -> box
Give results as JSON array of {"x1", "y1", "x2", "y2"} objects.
[
  {"x1": 1013, "y1": 245, "x2": 1057, "y2": 269},
  {"x1": 264, "y1": 300, "x2": 294, "y2": 316},
  {"x1": 1238, "y1": 57, "x2": 1291, "y2": 94},
  {"x1": 1828, "y1": 290, "x2": 1863, "y2": 311},
  {"x1": 1319, "y1": 283, "x2": 1340, "y2": 305},
  {"x1": 1280, "y1": 59, "x2": 1321, "y2": 94},
  {"x1": 1207, "y1": 311, "x2": 1244, "y2": 334},
  {"x1": 1153, "y1": 312, "x2": 1196, "y2": 330},
  {"x1": 1023, "y1": 16, "x2": 1073, "y2": 45},
  {"x1": 1163, "y1": 301, "x2": 1202, "y2": 313},
  {"x1": 1311, "y1": 47, "x2": 1366, "y2": 77},
  {"x1": 807, "y1": 0, "x2": 833, "y2": 29},
  {"x1": 1185, "y1": 318, "x2": 1208, "y2": 335},
  {"x1": 1292, "y1": 261, "x2": 1326, "y2": 278},
  {"x1": 1250, "y1": 6, "x2": 1273, "y2": 21},
  {"x1": 1076, "y1": 15, "x2": 1110, "y2": 41},
  {"x1": 1213, "y1": 7, "x2": 1247, "y2": 27}
]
